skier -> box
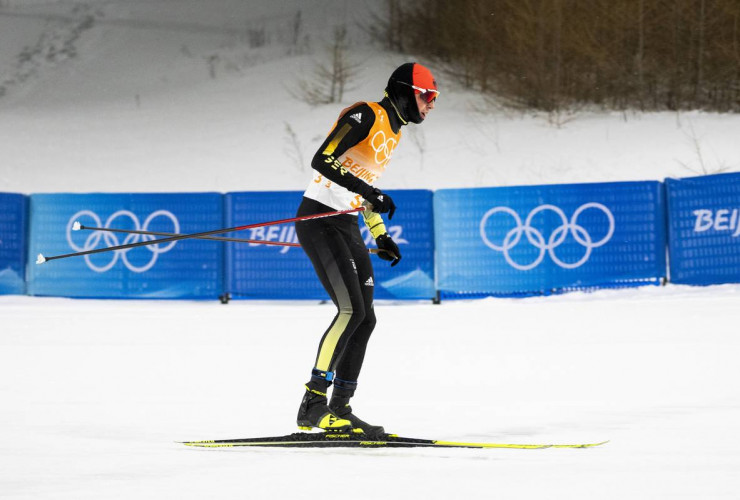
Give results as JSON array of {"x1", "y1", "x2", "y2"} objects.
[{"x1": 294, "y1": 62, "x2": 438, "y2": 436}]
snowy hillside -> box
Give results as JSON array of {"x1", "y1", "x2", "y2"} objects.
[{"x1": 2, "y1": 0, "x2": 739, "y2": 195}]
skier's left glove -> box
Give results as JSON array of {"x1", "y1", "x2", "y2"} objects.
[{"x1": 375, "y1": 233, "x2": 401, "y2": 267}]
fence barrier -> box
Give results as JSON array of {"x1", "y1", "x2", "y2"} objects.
[
  {"x1": 224, "y1": 190, "x2": 435, "y2": 300},
  {"x1": 0, "y1": 193, "x2": 28, "y2": 295},
  {"x1": 434, "y1": 181, "x2": 666, "y2": 298},
  {"x1": 1, "y1": 174, "x2": 737, "y2": 300},
  {"x1": 26, "y1": 193, "x2": 224, "y2": 299},
  {"x1": 666, "y1": 172, "x2": 740, "y2": 285}
]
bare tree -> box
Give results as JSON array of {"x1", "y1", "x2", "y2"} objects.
[
  {"x1": 366, "y1": 0, "x2": 407, "y2": 51},
  {"x1": 290, "y1": 25, "x2": 360, "y2": 106},
  {"x1": 391, "y1": 0, "x2": 740, "y2": 112},
  {"x1": 283, "y1": 122, "x2": 305, "y2": 172},
  {"x1": 287, "y1": 10, "x2": 310, "y2": 56}
]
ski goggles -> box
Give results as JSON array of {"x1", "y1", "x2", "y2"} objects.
[{"x1": 398, "y1": 80, "x2": 440, "y2": 103}]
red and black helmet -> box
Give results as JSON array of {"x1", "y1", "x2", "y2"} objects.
[{"x1": 386, "y1": 62, "x2": 438, "y2": 124}]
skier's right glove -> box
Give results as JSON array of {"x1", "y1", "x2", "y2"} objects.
[
  {"x1": 363, "y1": 188, "x2": 396, "y2": 220},
  {"x1": 375, "y1": 233, "x2": 401, "y2": 267}
]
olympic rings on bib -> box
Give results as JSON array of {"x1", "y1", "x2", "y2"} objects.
[{"x1": 369, "y1": 130, "x2": 397, "y2": 167}]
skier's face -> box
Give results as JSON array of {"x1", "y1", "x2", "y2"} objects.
[{"x1": 415, "y1": 92, "x2": 435, "y2": 122}]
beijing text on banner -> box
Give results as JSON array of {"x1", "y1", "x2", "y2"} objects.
[
  {"x1": 224, "y1": 190, "x2": 435, "y2": 300},
  {"x1": 666, "y1": 172, "x2": 740, "y2": 285}
]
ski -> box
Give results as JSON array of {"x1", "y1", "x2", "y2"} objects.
[{"x1": 180, "y1": 432, "x2": 608, "y2": 449}]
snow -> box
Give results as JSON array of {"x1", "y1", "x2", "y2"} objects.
[
  {"x1": 3, "y1": 287, "x2": 740, "y2": 499},
  {"x1": 2, "y1": 1, "x2": 740, "y2": 499},
  {"x1": 1, "y1": 0, "x2": 739, "y2": 193}
]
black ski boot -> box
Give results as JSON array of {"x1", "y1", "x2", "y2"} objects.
[
  {"x1": 296, "y1": 384, "x2": 353, "y2": 432},
  {"x1": 329, "y1": 399, "x2": 385, "y2": 438},
  {"x1": 329, "y1": 379, "x2": 385, "y2": 438}
]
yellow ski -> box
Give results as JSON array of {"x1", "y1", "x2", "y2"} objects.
[{"x1": 181, "y1": 432, "x2": 609, "y2": 450}]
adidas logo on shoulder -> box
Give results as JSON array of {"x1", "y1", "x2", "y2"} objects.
[
  {"x1": 350, "y1": 112, "x2": 362, "y2": 123},
  {"x1": 364, "y1": 277, "x2": 374, "y2": 287}
]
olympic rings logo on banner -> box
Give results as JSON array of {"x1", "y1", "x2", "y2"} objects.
[
  {"x1": 370, "y1": 130, "x2": 397, "y2": 167},
  {"x1": 66, "y1": 210, "x2": 180, "y2": 273},
  {"x1": 479, "y1": 203, "x2": 615, "y2": 270}
]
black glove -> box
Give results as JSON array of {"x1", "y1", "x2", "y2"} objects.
[
  {"x1": 363, "y1": 188, "x2": 396, "y2": 220},
  {"x1": 375, "y1": 233, "x2": 401, "y2": 267}
]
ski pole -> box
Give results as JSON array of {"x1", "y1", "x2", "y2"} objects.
[
  {"x1": 73, "y1": 224, "x2": 382, "y2": 254},
  {"x1": 37, "y1": 206, "x2": 366, "y2": 264},
  {"x1": 74, "y1": 223, "x2": 302, "y2": 247}
]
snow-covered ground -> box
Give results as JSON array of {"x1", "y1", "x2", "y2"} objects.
[
  {"x1": 2, "y1": 286, "x2": 740, "y2": 499},
  {"x1": 2, "y1": 1, "x2": 740, "y2": 499}
]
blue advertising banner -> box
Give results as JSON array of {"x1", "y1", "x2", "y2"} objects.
[
  {"x1": 225, "y1": 190, "x2": 435, "y2": 300},
  {"x1": 666, "y1": 172, "x2": 740, "y2": 285},
  {"x1": 0, "y1": 193, "x2": 28, "y2": 295},
  {"x1": 435, "y1": 181, "x2": 666, "y2": 298},
  {"x1": 28, "y1": 193, "x2": 224, "y2": 299}
]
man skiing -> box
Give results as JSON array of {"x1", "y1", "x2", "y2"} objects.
[{"x1": 294, "y1": 62, "x2": 438, "y2": 436}]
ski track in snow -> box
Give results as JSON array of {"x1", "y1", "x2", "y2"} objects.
[{"x1": 2, "y1": 287, "x2": 740, "y2": 499}]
